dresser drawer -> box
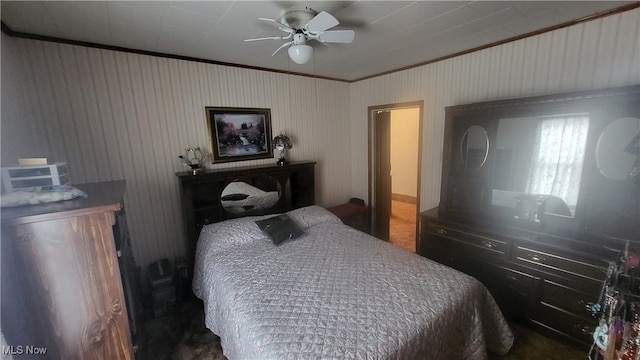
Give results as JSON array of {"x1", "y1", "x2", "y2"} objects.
[
  {"x1": 535, "y1": 302, "x2": 596, "y2": 344},
  {"x1": 480, "y1": 263, "x2": 540, "y2": 321},
  {"x1": 540, "y1": 280, "x2": 597, "y2": 319},
  {"x1": 515, "y1": 244, "x2": 607, "y2": 281},
  {"x1": 425, "y1": 223, "x2": 508, "y2": 256},
  {"x1": 421, "y1": 235, "x2": 483, "y2": 276}
]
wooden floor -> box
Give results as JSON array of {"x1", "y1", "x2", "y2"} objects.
[{"x1": 389, "y1": 199, "x2": 417, "y2": 252}]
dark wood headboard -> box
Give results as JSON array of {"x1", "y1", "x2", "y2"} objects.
[{"x1": 175, "y1": 161, "x2": 316, "y2": 278}]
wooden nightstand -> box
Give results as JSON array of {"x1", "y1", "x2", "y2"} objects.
[{"x1": 327, "y1": 199, "x2": 371, "y2": 234}]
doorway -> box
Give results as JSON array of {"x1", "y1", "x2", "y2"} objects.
[{"x1": 368, "y1": 101, "x2": 423, "y2": 252}]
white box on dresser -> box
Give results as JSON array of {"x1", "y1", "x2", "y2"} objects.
[{"x1": 1, "y1": 162, "x2": 69, "y2": 191}]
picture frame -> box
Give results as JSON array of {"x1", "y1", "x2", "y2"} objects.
[{"x1": 205, "y1": 107, "x2": 273, "y2": 163}]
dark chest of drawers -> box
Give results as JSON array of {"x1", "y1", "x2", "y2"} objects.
[
  {"x1": 419, "y1": 207, "x2": 622, "y2": 346},
  {"x1": 1, "y1": 181, "x2": 144, "y2": 359}
]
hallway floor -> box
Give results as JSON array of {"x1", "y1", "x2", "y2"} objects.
[{"x1": 389, "y1": 200, "x2": 417, "y2": 252}]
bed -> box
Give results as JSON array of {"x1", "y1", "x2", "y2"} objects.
[{"x1": 193, "y1": 205, "x2": 514, "y2": 359}]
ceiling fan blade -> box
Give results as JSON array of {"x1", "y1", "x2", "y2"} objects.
[
  {"x1": 271, "y1": 42, "x2": 292, "y2": 56},
  {"x1": 305, "y1": 11, "x2": 339, "y2": 33},
  {"x1": 316, "y1": 30, "x2": 355, "y2": 44},
  {"x1": 245, "y1": 36, "x2": 285, "y2": 42},
  {"x1": 259, "y1": 17, "x2": 294, "y2": 33}
]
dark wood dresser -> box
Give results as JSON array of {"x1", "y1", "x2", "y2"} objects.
[
  {"x1": 176, "y1": 161, "x2": 316, "y2": 279},
  {"x1": 420, "y1": 208, "x2": 621, "y2": 345},
  {"x1": 1, "y1": 180, "x2": 144, "y2": 359},
  {"x1": 420, "y1": 85, "x2": 639, "y2": 347}
]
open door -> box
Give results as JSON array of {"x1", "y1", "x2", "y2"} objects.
[
  {"x1": 373, "y1": 110, "x2": 392, "y2": 240},
  {"x1": 369, "y1": 101, "x2": 423, "y2": 251}
]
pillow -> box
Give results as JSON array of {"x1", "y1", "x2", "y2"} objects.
[
  {"x1": 286, "y1": 205, "x2": 343, "y2": 229},
  {"x1": 221, "y1": 193, "x2": 249, "y2": 201},
  {"x1": 197, "y1": 215, "x2": 271, "y2": 255},
  {"x1": 255, "y1": 214, "x2": 305, "y2": 245}
]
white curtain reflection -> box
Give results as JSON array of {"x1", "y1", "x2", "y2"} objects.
[{"x1": 527, "y1": 116, "x2": 590, "y2": 208}]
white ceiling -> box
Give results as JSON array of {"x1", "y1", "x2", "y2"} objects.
[{"x1": 1, "y1": 1, "x2": 635, "y2": 82}]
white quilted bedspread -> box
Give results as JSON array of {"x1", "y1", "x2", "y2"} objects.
[{"x1": 193, "y1": 206, "x2": 513, "y2": 360}]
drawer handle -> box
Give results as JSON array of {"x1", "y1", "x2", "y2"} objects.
[
  {"x1": 482, "y1": 241, "x2": 497, "y2": 249},
  {"x1": 526, "y1": 253, "x2": 545, "y2": 263},
  {"x1": 578, "y1": 300, "x2": 595, "y2": 312},
  {"x1": 436, "y1": 228, "x2": 447, "y2": 235},
  {"x1": 574, "y1": 323, "x2": 592, "y2": 335}
]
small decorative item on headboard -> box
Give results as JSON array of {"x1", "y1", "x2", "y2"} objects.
[
  {"x1": 178, "y1": 147, "x2": 209, "y2": 174},
  {"x1": 273, "y1": 134, "x2": 293, "y2": 166}
]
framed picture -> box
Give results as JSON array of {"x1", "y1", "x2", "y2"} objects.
[{"x1": 206, "y1": 107, "x2": 273, "y2": 163}]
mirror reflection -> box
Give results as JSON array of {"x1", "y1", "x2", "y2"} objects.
[
  {"x1": 461, "y1": 125, "x2": 489, "y2": 169},
  {"x1": 597, "y1": 117, "x2": 640, "y2": 180},
  {"x1": 221, "y1": 176, "x2": 281, "y2": 215},
  {"x1": 491, "y1": 114, "x2": 590, "y2": 219}
]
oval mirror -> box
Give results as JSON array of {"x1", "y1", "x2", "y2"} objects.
[
  {"x1": 221, "y1": 176, "x2": 281, "y2": 215},
  {"x1": 461, "y1": 125, "x2": 489, "y2": 169},
  {"x1": 596, "y1": 117, "x2": 640, "y2": 180}
]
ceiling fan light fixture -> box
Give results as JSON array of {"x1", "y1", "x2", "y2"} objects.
[
  {"x1": 288, "y1": 44, "x2": 313, "y2": 64},
  {"x1": 247, "y1": 9, "x2": 353, "y2": 66}
]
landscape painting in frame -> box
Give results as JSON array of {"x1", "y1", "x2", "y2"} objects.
[{"x1": 206, "y1": 107, "x2": 273, "y2": 163}]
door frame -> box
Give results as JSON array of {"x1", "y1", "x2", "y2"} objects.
[{"x1": 367, "y1": 100, "x2": 424, "y2": 246}]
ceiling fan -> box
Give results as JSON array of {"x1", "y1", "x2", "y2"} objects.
[{"x1": 244, "y1": 7, "x2": 355, "y2": 65}]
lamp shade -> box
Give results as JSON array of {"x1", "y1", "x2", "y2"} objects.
[
  {"x1": 288, "y1": 45, "x2": 313, "y2": 64},
  {"x1": 273, "y1": 134, "x2": 293, "y2": 150}
]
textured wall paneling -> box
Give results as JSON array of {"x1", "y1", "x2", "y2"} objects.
[
  {"x1": 3, "y1": 39, "x2": 351, "y2": 269},
  {"x1": 349, "y1": 8, "x2": 640, "y2": 214}
]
